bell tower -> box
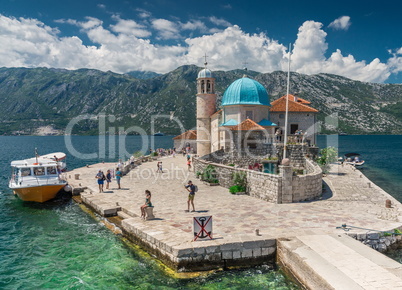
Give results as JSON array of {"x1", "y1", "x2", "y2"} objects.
[{"x1": 196, "y1": 55, "x2": 216, "y2": 156}]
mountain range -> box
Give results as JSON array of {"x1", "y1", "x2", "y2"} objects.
[{"x1": 0, "y1": 65, "x2": 401, "y2": 136}]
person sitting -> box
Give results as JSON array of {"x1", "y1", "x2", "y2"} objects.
[{"x1": 140, "y1": 190, "x2": 152, "y2": 219}]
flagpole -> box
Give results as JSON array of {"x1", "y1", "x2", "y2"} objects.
[{"x1": 283, "y1": 43, "x2": 292, "y2": 159}]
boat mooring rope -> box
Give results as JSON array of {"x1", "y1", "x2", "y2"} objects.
[{"x1": 336, "y1": 224, "x2": 402, "y2": 235}]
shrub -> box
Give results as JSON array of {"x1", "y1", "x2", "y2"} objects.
[
  {"x1": 202, "y1": 165, "x2": 218, "y2": 183},
  {"x1": 315, "y1": 146, "x2": 338, "y2": 173},
  {"x1": 133, "y1": 151, "x2": 143, "y2": 158},
  {"x1": 228, "y1": 163, "x2": 235, "y2": 167},
  {"x1": 229, "y1": 185, "x2": 246, "y2": 194},
  {"x1": 152, "y1": 151, "x2": 159, "y2": 157},
  {"x1": 231, "y1": 171, "x2": 247, "y2": 193}
]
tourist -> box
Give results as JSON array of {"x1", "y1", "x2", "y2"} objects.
[
  {"x1": 187, "y1": 158, "x2": 192, "y2": 171},
  {"x1": 105, "y1": 169, "x2": 112, "y2": 189},
  {"x1": 182, "y1": 148, "x2": 186, "y2": 157},
  {"x1": 275, "y1": 128, "x2": 281, "y2": 142},
  {"x1": 117, "y1": 159, "x2": 124, "y2": 172},
  {"x1": 140, "y1": 190, "x2": 152, "y2": 219},
  {"x1": 184, "y1": 180, "x2": 196, "y2": 212},
  {"x1": 156, "y1": 161, "x2": 163, "y2": 173},
  {"x1": 115, "y1": 167, "x2": 122, "y2": 189},
  {"x1": 95, "y1": 170, "x2": 105, "y2": 193}
]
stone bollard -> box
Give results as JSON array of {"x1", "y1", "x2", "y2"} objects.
[
  {"x1": 74, "y1": 174, "x2": 80, "y2": 180},
  {"x1": 145, "y1": 207, "x2": 155, "y2": 220},
  {"x1": 386, "y1": 199, "x2": 392, "y2": 208},
  {"x1": 368, "y1": 182, "x2": 371, "y2": 188}
]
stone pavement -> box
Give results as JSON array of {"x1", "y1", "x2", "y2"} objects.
[
  {"x1": 67, "y1": 156, "x2": 402, "y2": 239},
  {"x1": 278, "y1": 234, "x2": 402, "y2": 289}
]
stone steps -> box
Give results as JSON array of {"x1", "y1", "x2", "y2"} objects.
[
  {"x1": 117, "y1": 211, "x2": 133, "y2": 219},
  {"x1": 278, "y1": 234, "x2": 402, "y2": 289}
]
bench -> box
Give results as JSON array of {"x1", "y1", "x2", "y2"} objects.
[{"x1": 144, "y1": 206, "x2": 155, "y2": 220}]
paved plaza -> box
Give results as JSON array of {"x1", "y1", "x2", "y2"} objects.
[{"x1": 67, "y1": 155, "x2": 402, "y2": 239}]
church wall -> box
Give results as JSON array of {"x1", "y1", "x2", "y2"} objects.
[
  {"x1": 270, "y1": 112, "x2": 317, "y2": 145},
  {"x1": 223, "y1": 106, "x2": 240, "y2": 123},
  {"x1": 238, "y1": 106, "x2": 270, "y2": 123},
  {"x1": 210, "y1": 113, "x2": 220, "y2": 152}
]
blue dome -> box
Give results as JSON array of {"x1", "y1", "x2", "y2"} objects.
[
  {"x1": 198, "y1": 68, "x2": 212, "y2": 78},
  {"x1": 221, "y1": 77, "x2": 270, "y2": 106}
]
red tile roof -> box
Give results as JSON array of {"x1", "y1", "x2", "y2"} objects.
[
  {"x1": 173, "y1": 130, "x2": 197, "y2": 140},
  {"x1": 230, "y1": 118, "x2": 266, "y2": 131},
  {"x1": 270, "y1": 95, "x2": 318, "y2": 113},
  {"x1": 283, "y1": 94, "x2": 311, "y2": 104}
]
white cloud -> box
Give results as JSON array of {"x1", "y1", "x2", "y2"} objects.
[
  {"x1": 0, "y1": 15, "x2": 394, "y2": 82},
  {"x1": 180, "y1": 20, "x2": 208, "y2": 32},
  {"x1": 110, "y1": 16, "x2": 151, "y2": 37},
  {"x1": 97, "y1": 4, "x2": 106, "y2": 10},
  {"x1": 184, "y1": 25, "x2": 286, "y2": 72},
  {"x1": 151, "y1": 18, "x2": 180, "y2": 39},
  {"x1": 328, "y1": 16, "x2": 351, "y2": 30},
  {"x1": 387, "y1": 49, "x2": 402, "y2": 74},
  {"x1": 209, "y1": 16, "x2": 231, "y2": 27},
  {"x1": 136, "y1": 9, "x2": 151, "y2": 19},
  {"x1": 291, "y1": 20, "x2": 389, "y2": 82}
]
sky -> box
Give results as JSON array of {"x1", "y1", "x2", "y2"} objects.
[{"x1": 1, "y1": 0, "x2": 402, "y2": 83}]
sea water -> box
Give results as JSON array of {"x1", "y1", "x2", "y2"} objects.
[{"x1": 0, "y1": 136, "x2": 296, "y2": 289}]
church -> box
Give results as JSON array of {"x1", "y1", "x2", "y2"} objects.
[{"x1": 173, "y1": 65, "x2": 318, "y2": 156}]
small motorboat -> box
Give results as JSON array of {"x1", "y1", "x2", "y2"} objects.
[
  {"x1": 153, "y1": 132, "x2": 164, "y2": 136},
  {"x1": 9, "y1": 150, "x2": 68, "y2": 202},
  {"x1": 343, "y1": 153, "x2": 365, "y2": 167}
]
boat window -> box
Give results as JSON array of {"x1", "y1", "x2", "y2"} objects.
[
  {"x1": 21, "y1": 168, "x2": 31, "y2": 176},
  {"x1": 47, "y1": 166, "x2": 57, "y2": 175},
  {"x1": 34, "y1": 167, "x2": 45, "y2": 176}
]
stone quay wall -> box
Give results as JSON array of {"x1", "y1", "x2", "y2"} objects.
[
  {"x1": 193, "y1": 157, "x2": 322, "y2": 204},
  {"x1": 291, "y1": 159, "x2": 323, "y2": 202},
  {"x1": 346, "y1": 232, "x2": 402, "y2": 253},
  {"x1": 193, "y1": 158, "x2": 281, "y2": 203},
  {"x1": 121, "y1": 218, "x2": 277, "y2": 272}
]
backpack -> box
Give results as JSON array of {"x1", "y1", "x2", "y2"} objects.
[{"x1": 194, "y1": 185, "x2": 198, "y2": 192}]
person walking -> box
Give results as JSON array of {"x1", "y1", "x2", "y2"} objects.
[
  {"x1": 140, "y1": 190, "x2": 152, "y2": 219},
  {"x1": 187, "y1": 158, "x2": 192, "y2": 171},
  {"x1": 95, "y1": 170, "x2": 105, "y2": 193},
  {"x1": 105, "y1": 169, "x2": 112, "y2": 189},
  {"x1": 156, "y1": 161, "x2": 163, "y2": 173},
  {"x1": 115, "y1": 167, "x2": 122, "y2": 189},
  {"x1": 184, "y1": 180, "x2": 196, "y2": 212}
]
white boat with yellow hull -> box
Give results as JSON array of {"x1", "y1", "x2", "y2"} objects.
[{"x1": 9, "y1": 152, "x2": 68, "y2": 203}]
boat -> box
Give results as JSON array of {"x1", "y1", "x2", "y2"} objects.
[
  {"x1": 153, "y1": 132, "x2": 164, "y2": 136},
  {"x1": 9, "y1": 151, "x2": 68, "y2": 202},
  {"x1": 343, "y1": 153, "x2": 365, "y2": 167}
]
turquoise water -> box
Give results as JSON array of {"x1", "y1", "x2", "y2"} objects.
[{"x1": 0, "y1": 136, "x2": 296, "y2": 289}]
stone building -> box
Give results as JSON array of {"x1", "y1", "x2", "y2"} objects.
[
  {"x1": 270, "y1": 94, "x2": 318, "y2": 146},
  {"x1": 173, "y1": 67, "x2": 319, "y2": 156}
]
